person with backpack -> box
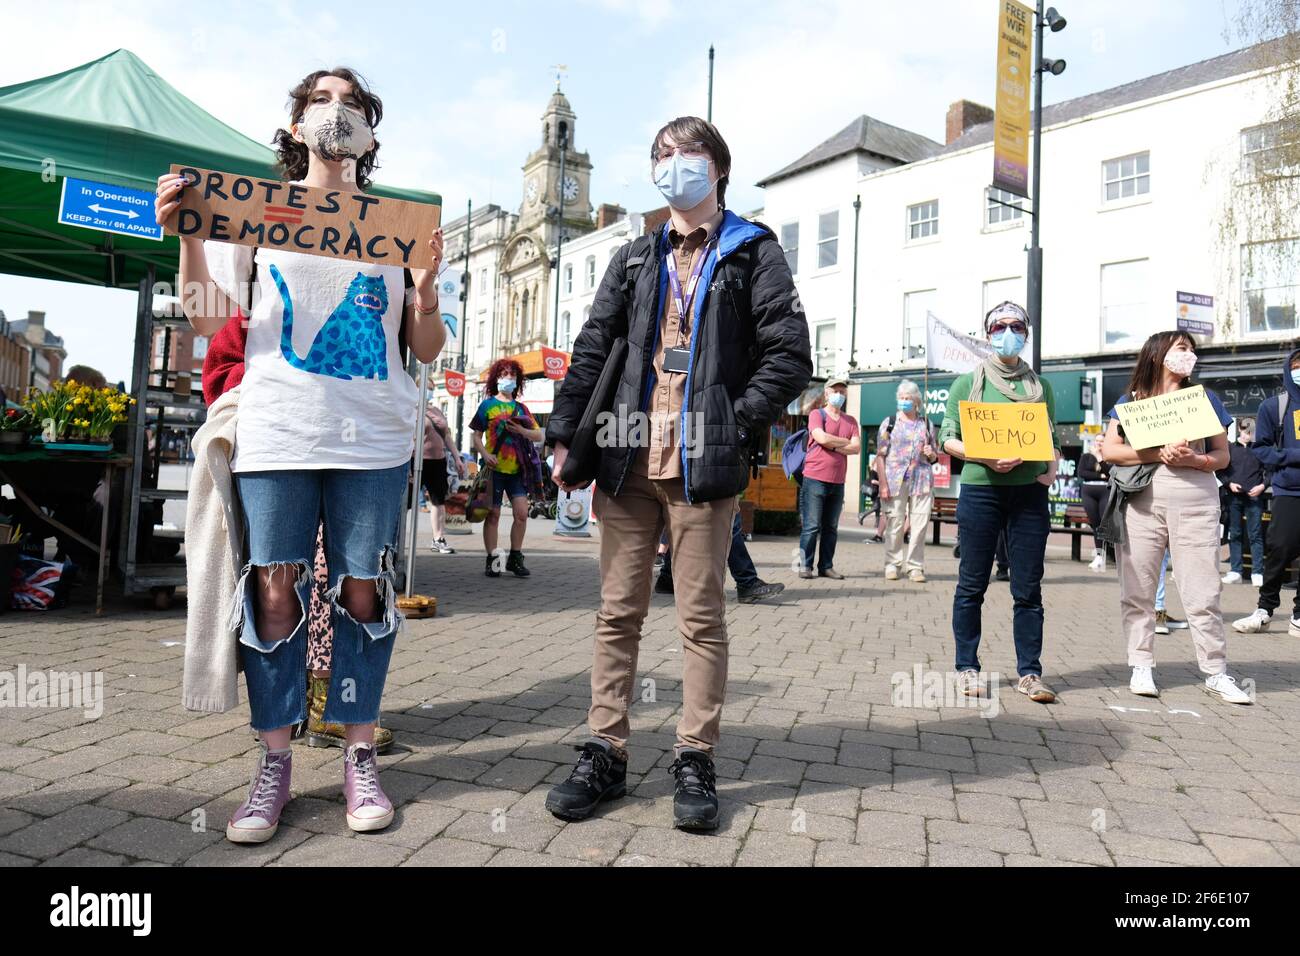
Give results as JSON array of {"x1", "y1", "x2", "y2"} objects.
[
  {"x1": 798, "y1": 377, "x2": 860, "y2": 579},
  {"x1": 544, "y1": 117, "x2": 812, "y2": 831},
  {"x1": 1235, "y1": 348, "x2": 1300, "y2": 636},
  {"x1": 1216, "y1": 417, "x2": 1266, "y2": 586},
  {"x1": 876, "y1": 378, "x2": 937, "y2": 582}
]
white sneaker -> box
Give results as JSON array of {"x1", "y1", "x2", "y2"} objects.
[
  {"x1": 957, "y1": 669, "x2": 983, "y2": 698},
  {"x1": 1204, "y1": 673, "x2": 1253, "y2": 705},
  {"x1": 1232, "y1": 609, "x2": 1271, "y2": 633},
  {"x1": 1089, "y1": 551, "x2": 1105, "y2": 572},
  {"x1": 1290, "y1": 616, "x2": 1300, "y2": 638},
  {"x1": 1129, "y1": 665, "x2": 1159, "y2": 698},
  {"x1": 1252, "y1": 573, "x2": 1264, "y2": 587},
  {"x1": 1221, "y1": 571, "x2": 1242, "y2": 585}
]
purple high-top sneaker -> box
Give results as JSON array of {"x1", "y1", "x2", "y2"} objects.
[
  {"x1": 226, "y1": 743, "x2": 292, "y2": 844},
  {"x1": 344, "y1": 741, "x2": 394, "y2": 833}
]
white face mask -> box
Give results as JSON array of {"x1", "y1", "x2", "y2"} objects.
[
  {"x1": 1163, "y1": 349, "x2": 1197, "y2": 378},
  {"x1": 298, "y1": 101, "x2": 374, "y2": 162}
]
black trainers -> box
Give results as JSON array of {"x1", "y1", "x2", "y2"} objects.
[
  {"x1": 485, "y1": 553, "x2": 501, "y2": 578},
  {"x1": 545, "y1": 741, "x2": 628, "y2": 821},
  {"x1": 737, "y1": 580, "x2": 784, "y2": 604},
  {"x1": 669, "y1": 748, "x2": 719, "y2": 831},
  {"x1": 655, "y1": 571, "x2": 674, "y2": 594},
  {"x1": 505, "y1": 550, "x2": 530, "y2": 577}
]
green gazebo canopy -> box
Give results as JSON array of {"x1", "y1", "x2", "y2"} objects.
[{"x1": 0, "y1": 49, "x2": 440, "y2": 289}]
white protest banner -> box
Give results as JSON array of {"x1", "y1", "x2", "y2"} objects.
[{"x1": 925, "y1": 312, "x2": 994, "y2": 374}]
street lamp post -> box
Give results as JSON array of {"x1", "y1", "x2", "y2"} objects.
[
  {"x1": 707, "y1": 45, "x2": 715, "y2": 122},
  {"x1": 455, "y1": 198, "x2": 471, "y2": 442},
  {"x1": 551, "y1": 128, "x2": 568, "y2": 349},
  {"x1": 1027, "y1": 2, "x2": 1067, "y2": 373}
]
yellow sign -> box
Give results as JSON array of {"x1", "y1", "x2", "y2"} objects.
[
  {"x1": 959, "y1": 401, "x2": 1055, "y2": 461},
  {"x1": 993, "y1": 0, "x2": 1033, "y2": 199},
  {"x1": 1113, "y1": 385, "x2": 1225, "y2": 450}
]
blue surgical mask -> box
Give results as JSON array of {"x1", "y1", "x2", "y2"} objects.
[
  {"x1": 990, "y1": 329, "x2": 1027, "y2": 358},
  {"x1": 828, "y1": 393, "x2": 846, "y2": 408},
  {"x1": 653, "y1": 153, "x2": 715, "y2": 210},
  {"x1": 498, "y1": 378, "x2": 516, "y2": 395},
  {"x1": 1291, "y1": 369, "x2": 1300, "y2": 387},
  {"x1": 897, "y1": 399, "x2": 914, "y2": 412}
]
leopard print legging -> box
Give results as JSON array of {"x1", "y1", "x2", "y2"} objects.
[{"x1": 306, "y1": 525, "x2": 332, "y2": 672}]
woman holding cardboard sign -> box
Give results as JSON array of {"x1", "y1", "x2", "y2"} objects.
[
  {"x1": 161, "y1": 67, "x2": 448, "y2": 844},
  {"x1": 1100, "y1": 331, "x2": 1252, "y2": 705},
  {"x1": 939, "y1": 302, "x2": 1060, "y2": 705}
]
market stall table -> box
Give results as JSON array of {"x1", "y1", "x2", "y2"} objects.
[{"x1": 0, "y1": 449, "x2": 133, "y2": 614}]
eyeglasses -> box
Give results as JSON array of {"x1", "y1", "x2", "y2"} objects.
[
  {"x1": 653, "y1": 141, "x2": 708, "y2": 165},
  {"x1": 989, "y1": 321, "x2": 1028, "y2": 335}
]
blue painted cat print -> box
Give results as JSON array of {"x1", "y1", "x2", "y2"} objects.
[{"x1": 270, "y1": 264, "x2": 390, "y2": 381}]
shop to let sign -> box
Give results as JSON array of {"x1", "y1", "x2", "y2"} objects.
[
  {"x1": 959, "y1": 401, "x2": 1055, "y2": 461},
  {"x1": 992, "y1": 0, "x2": 1034, "y2": 198},
  {"x1": 166, "y1": 165, "x2": 441, "y2": 269},
  {"x1": 1114, "y1": 385, "x2": 1224, "y2": 450},
  {"x1": 1176, "y1": 291, "x2": 1214, "y2": 336}
]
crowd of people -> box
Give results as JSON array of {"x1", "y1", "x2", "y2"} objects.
[{"x1": 166, "y1": 65, "x2": 1274, "y2": 851}]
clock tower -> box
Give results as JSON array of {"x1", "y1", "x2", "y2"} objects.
[{"x1": 519, "y1": 84, "x2": 594, "y2": 246}]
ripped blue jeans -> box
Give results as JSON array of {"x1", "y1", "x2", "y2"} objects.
[{"x1": 233, "y1": 463, "x2": 408, "y2": 732}]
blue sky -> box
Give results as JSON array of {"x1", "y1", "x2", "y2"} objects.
[{"x1": 1, "y1": 0, "x2": 1254, "y2": 383}]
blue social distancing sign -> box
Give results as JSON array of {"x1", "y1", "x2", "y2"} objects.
[{"x1": 58, "y1": 177, "x2": 162, "y2": 241}]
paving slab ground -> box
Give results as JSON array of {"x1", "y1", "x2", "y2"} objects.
[{"x1": 2, "y1": 517, "x2": 1297, "y2": 867}]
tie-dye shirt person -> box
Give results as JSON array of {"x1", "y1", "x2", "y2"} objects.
[{"x1": 470, "y1": 396, "x2": 536, "y2": 476}]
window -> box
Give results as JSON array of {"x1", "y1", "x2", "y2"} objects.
[
  {"x1": 1102, "y1": 152, "x2": 1150, "y2": 202},
  {"x1": 1241, "y1": 117, "x2": 1300, "y2": 179},
  {"x1": 585, "y1": 256, "x2": 596, "y2": 290},
  {"x1": 903, "y1": 290, "x2": 935, "y2": 358},
  {"x1": 907, "y1": 200, "x2": 939, "y2": 240},
  {"x1": 477, "y1": 316, "x2": 486, "y2": 348},
  {"x1": 780, "y1": 222, "x2": 799, "y2": 275},
  {"x1": 479, "y1": 269, "x2": 487, "y2": 295},
  {"x1": 817, "y1": 211, "x2": 839, "y2": 268},
  {"x1": 192, "y1": 336, "x2": 209, "y2": 361},
  {"x1": 564, "y1": 264, "x2": 572, "y2": 295},
  {"x1": 1101, "y1": 259, "x2": 1151, "y2": 349},
  {"x1": 813, "y1": 322, "x2": 836, "y2": 377},
  {"x1": 982, "y1": 277, "x2": 1023, "y2": 319},
  {"x1": 561, "y1": 311, "x2": 571, "y2": 350},
  {"x1": 986, "y1": 187, "x2": 1023, "y2": 226},
  {"x1": 1242, "y1": 239, "x2": 1300, "y2": 334}
]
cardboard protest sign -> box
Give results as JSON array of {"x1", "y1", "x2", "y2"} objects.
[
  {"x1": 166, "y1": 165, "x2": 440, "y2": 270},
  {"x1": 1113, "y1": 385, "x2": 1224, "y2": 450},
  {"x1": 958, "y1": 401, "x2": 1055, "y2": 461}
]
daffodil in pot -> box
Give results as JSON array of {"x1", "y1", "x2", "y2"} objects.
[{"x1": 23, "y1": 381, "x2": 133, "y2": 452}]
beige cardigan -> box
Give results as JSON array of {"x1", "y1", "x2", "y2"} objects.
[{"x1": 182, "y1": 388, "x2": 244, "y2": 712}]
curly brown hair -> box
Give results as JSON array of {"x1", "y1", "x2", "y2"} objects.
[
  {"x1": 485, "y1": 358, "x2": 526, "y2": 399},
  {"x1": 273, "y1": 68, "x2": 383, "y2": 190}
]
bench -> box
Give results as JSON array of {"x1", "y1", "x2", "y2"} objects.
[{"x1": 929, "y1": 497, "x2": 1094, "y2": 561}]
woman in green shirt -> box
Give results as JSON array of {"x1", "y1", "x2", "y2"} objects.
[{"x1": 938, "y1": 302, "x2": 1059, "y2": 704}]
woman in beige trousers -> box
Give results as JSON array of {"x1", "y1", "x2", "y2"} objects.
[{"x1": 1100, "y1": 331, "x2": 1252, "y2": 705}]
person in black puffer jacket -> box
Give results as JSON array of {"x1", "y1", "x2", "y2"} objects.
[{"x1": 545, "y1": 116, "x2": 811, "y2": 832}]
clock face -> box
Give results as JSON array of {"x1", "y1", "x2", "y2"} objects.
[
  {"x1": 562, "y1": 176, "x2": 579, "y2": 202},
  {"x1": 526, "y1": 179, "x2": 538, "y2": 205}
]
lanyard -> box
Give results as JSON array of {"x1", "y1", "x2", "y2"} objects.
[{"x1": 665, "y1": 235, "x2": 718, "y2": 335}]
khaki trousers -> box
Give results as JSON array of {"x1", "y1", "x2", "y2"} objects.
[
  {"x1": 884, "y1": 487, "x2": 933, "y2": 572},
  {"x1": 1116, "y1": 466, "x2": 1227, "y2": 675},
  {"x1": 590, "y1": 469, "x2": 736, "y2": 754}
]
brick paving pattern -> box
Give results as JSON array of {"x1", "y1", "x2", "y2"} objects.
[{"x1": 2, "y1": 520, "x2": 1298, "y2": 867}]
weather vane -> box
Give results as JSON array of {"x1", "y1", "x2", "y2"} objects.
[{"x1": 550, "y1": 64, "x2": 568, "y2": 91}]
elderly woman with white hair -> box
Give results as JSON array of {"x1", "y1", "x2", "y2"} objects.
[{"x1": 875, "y1": 378, "x2": 937, "y2": 582}]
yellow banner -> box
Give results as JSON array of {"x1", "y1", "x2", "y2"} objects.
[
  {"x1": 1114, "y1": 385, "x2": 1225, "y2": 450},
  {"x1": 959, "y1": 401, "x2": 1055, "y2": 461},
  {"x1": 993, "y1": 0, "x2": 1033, "y2": 199}
]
